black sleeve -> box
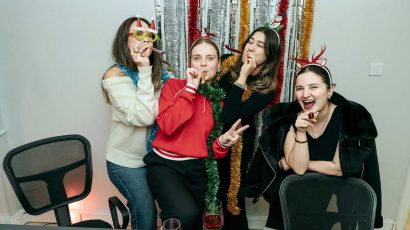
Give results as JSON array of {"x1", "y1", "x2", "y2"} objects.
[
  {"x1": 362, "y1": 139, "x2": 383, "y2": 228},
  {"x1": 220, "y1": 84, "x2": 274, "y2": 125},
  {"x1": 339, "y1": 139, "x2": 371, "y2": 178}
]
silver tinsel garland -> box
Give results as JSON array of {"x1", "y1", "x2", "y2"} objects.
[
  {"x1": 156, "y1": 0, "x2": 187, "y2": 78},
  {"x1": 155, "y1": 0, "x2": 305, "y2": 103}
]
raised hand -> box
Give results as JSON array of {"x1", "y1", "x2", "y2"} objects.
[
  {"x1": 219, "y1": 119, "x2": 249, "y2": 147},
  {"x1": 132, "y1": 41, "x2": 153, "y2": 67},
  {"x1": 295, "y1": 111, "x2": 318, "y2": 133},
  {"x1": 239, "y1": 52, "x2": 257, "y2": 78},
  {"x1": 186, "y1": 68, "x2": 204, "y2": 89}
]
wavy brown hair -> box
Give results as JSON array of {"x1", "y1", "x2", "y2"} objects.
[
  {"x1": 229, "y1": 27, "x2": 281, "y2": 94},
  {"x1": 102, "y1": 17, "x2": 163, "y2": 103}
]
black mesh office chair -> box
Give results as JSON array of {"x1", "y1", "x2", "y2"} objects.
[
  {"x1": 2, "y1": 134, "x2": 129, "y2": 228},
  {"x1": 279, "y1": 173, "x2": 377, "y2": 230}
]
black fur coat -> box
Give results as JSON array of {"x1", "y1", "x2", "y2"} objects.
[{"x1": 245, "y1": 92, "x2": 383, "y2": 228}]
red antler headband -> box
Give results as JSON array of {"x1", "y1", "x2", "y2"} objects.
[
  {"x1": 190, "y1": 28, "x2": 219, "y2": 49},
  {"x1": 293, "y1": 45, "x2": 334, "y2": 86}
]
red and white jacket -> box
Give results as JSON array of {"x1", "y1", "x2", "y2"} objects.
[{"x1": 152, "y1": 79, "x2": 228, "y2": 160}]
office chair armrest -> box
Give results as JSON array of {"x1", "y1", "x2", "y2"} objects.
[{"x1": 108, "y1": 196, "x2": 130, "y2": 229}]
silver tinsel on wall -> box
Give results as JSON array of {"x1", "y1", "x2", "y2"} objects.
[
  {"x1": 156, "y1": 0, "x2": 187, "y2": 78},
  {"x1": 155, "y1": 0, "x2": 307, "y2": 102},
  {"x1": 281, "y1": 0, "x2": 305, "y2": 102},
  {"x1": 253, "y1": 0, "x2": 271, "y2": 28},
  {"x1": 205, "y1": 0, "x2": 227, "y2": 54}
]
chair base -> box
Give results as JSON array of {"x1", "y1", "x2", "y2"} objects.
[{"x1": 71, "y1": 219, "x2": 112, "y2": 228}]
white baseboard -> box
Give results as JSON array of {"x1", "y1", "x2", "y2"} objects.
[
  {"x1": 247, "y1": 214, "x2": 267, "y2": 229},
  {"x1": 0, "y1": 209, "x2": 25, "y2": 224},
  {"x1": 382, "y1": 219, "x2": 396, "y2": 230}
]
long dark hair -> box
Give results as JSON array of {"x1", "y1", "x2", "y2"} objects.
[
  {"x1": 103, "y1": 17, "x2": 163, "y2": 103},
  {"x1": 229, "y1": 27, "x2": 281, "y2": 94}
]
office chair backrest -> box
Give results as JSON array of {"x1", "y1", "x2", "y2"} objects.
[
  {"x1": 3, "y1": 134, "x2": 92, "y2": 226},
  {"x1": 279, "y1": 173, "x2": 377, "y2": 230}
]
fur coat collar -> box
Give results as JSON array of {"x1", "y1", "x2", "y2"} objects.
[{"x1": 260, "y1": 92, "x2": 377, "y2": 154}]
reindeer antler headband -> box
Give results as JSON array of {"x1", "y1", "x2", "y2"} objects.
[
  {"x1": 129, "y1": 15, "x2": 165, "y2": 54},
  {"x1": 131, "y1": 15, "x2": 157, "y2": 33},
  {"x1": 224, "y1": 16, "x2": 282, "y2": 54},
  {"x1": 293, "y1": 45, "x2": 333, "y2": 86},
  {"x1": 190, "y1": 27, "x2": 219, "y2": 50}
]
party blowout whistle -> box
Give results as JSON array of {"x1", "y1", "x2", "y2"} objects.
[
  {"x1": 201, "y1": 71, "x2": 207, "y2": 84},
  {"x1": 152, "y1": 47, "x2": 166, "y2": 55}
]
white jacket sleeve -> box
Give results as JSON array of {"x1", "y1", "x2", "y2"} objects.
[{"x1": 102, "y1": 66, "x2": 158, "y2": 126}]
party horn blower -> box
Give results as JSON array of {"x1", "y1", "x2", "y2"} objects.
[
  {"x1": 201, "y1": 71, "x2": 207, "y2": 84},
  {"x1": 152, "y1": 47, "x2": 166, "y2": 55}
]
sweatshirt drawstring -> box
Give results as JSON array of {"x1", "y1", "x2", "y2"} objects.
[
  {"x1": 174, "y1": 87, "x2": 185, "y2": 98},
  {"x1": 203, "y1": 97, "x2": 206, "y2": 114}
]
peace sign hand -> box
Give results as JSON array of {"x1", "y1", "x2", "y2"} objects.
[{"x1": 218, "y1": 119, "x2": 249, "y2": 147}]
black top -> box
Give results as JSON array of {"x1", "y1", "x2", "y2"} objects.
[
  {"x1": 218, "y1": 70, "x2": 275, "y2": 168},
  {"x1": 308, "y1": 106, "x2": 341, "y2": 161},
  {"x1": 246, "y1": 92, "x2": 383, "y2": 228},
  {"x1": 216, "y1": 62, "x2": 276, "y2": 229}
]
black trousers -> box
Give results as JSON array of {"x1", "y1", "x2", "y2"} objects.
[
  {"x1": 266, "y1": 199, "x2": 284, "y2": 230},
  {"x1": 144, "y1": 152, "x2": 206, "y2": 230},
  {"x1": 217, "y1": 152, "x2": 249, "y2": 230}
]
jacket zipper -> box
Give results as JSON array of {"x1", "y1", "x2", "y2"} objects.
[{"x1": 358, "y1": 139, "x2": 365, "y2": 178}]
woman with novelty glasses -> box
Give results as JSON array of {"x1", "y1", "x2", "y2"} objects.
[{"x1": 102, "y1": 16, "x2": 170, "y2": 230}]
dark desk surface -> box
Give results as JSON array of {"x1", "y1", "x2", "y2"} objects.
[{"x1": 0, "y1": 224, "x2": 112, "y2": 230}]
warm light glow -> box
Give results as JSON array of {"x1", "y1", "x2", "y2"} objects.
[
  {"x1": 68, "y1": 202, "x2": 81, "y2": 210},
  {"x1": 68, "y1": 203, "x2": 82, "y2": 222}
]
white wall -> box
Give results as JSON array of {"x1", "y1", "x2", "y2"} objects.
[
  {"x1": 310, "y1": 0, "x2": 410, "y2": 225},
  {"x1": 0, "y1": 0, "x2": 156, "y2": 216},
  {"x1": 0, "y1": 107, "x2": 21, "y2": 221},
  {"x1": 0, "y1": 0, "x2": 409, "y2": 227}
]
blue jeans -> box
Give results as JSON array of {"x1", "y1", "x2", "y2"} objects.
[{"x1": 107, "y1": 161, "x2": 157, "y2": 230}]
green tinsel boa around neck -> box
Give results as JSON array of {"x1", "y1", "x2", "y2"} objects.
[{"x1": 197, "y1": 82, "x2": 225, "y2": 211}]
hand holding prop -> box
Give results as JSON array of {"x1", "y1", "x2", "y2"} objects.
[{"x1": 201, "y1": 71, "x2": 207, "y2": 84}]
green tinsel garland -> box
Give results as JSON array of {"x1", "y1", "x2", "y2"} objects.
[{"x1": 198, "y1": 82, "x2": 225, "y2": 212}]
